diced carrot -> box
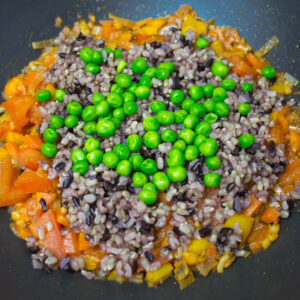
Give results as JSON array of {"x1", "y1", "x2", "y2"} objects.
[
  {"x1": 24, "y1": 134, "x2": 43, "y2": 150},
  {"x1": 2, "y1": 95, "x2": 35, "y2": 131},
  {"x1": 63, "y1": 231, "x2": 79, "y2": 255},
  {"x1": 56, "y1": 207, "x2": 69, "y2": 227},
  {"x1": 290, "y1": 130, "x2": 300, "y2": 153},
  {"x1": 6, "y1": 131, "x2": 24, "y2": 145},
  {"x1": 227, "y1": 55, "x2": 257, "y2": 77},
  {"x1": 45, "y1": 83, "x2": 56, "y2": 96},
  {"x1": 78, "y1": 232, "x2": 90, "y2": 251},
  {"x1": 260, "y1": 207, "x2": 280, "y2": 224},
  {"x1": 16, "y1": 169, "x2": 54, "y2": 194},
  {"x1": 0, "y1": 120, "x2": 12, "y2": 141},
  {"x1": 203, "y1": 243, "x2": 217, "y2": 257},
  {"x1": 27, "y1": 101, "x2": 43, "y2": 125},
  {"x1": 30, "y1": 210, "x2": 66, "y2": 260},
  {"x1": 101, "y1": 20, "x2": 117, "y2": 40},
  {"x1": 243, "y1": 195, "x2": 263, "y2": 217},
  {"x1": 3, "y1": 76, "x2": 26, "y2": 100},
  {"x1": 35, "y1": 192, "x2": 56, "y2": 208},
  {"x1": 5, "y1": 142, "x2": 19, "y2": 157},
  {"x1": 0, "y1": 187, "x2": 29, "y2": 207},
  {"x1": 17, "y1": 147, "x2": 46, "y2": 171},
  {"x1": 246, "y1": 53, "x2": 265, "y2": 69},
  {"x1": 24, "y1": 71, "x2": 45, "y2": 96}
]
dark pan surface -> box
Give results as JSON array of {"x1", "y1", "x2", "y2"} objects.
[{"x1": 0, "y1": 0, "x2": 299, "y2": 299}]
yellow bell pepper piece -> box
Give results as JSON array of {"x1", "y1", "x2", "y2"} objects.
[
  {"x1": 79, "y1": 20, "x2": 91, "y2": 36},
  {"x1": 182, "y1": 14, "x2": 207, "y2": 36},
  {"x1": 146, "y1": 263, "x2": 173, "y2": 287},
  {"x1": 6, "y1": 131, "x2": 24, "y2": 145},
  {"x1": 182, "y1": 251, "x2": 199, "y2": 265},
  {"x1": 83, "y1": 255, "x2": 99, "y2": 271},
  {"x1": 271, "y1": 81, "x2": 292, "y2": 95},
  {"x1": 0, "y1": 146, "x2": 8, "y2": 161},
  {"x1": 174, "y1": 260, "x2": 195, "y2": 290},
  {"x1": 187, "y1": 238, "x2": 209, "y2": 255},
  {"x1": 107, "y1": 269, "x2": 125, "y2": 283}
]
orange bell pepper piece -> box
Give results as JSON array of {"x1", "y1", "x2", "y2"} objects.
[
  {"x1": 63, "y1": 231, "x2": 79, "y2": 255},
  {"x1": 260, "y1": 207, "x2": 280, "y2": 224},
  {"x1": 78, "y1": 232, "x2": 90, "y2": 251},
  {"x1": 227, "y1": 55, "x2": 257, "y2": 77},
  {"x1": 243, "y1": 195, "x2": 263, "y2": 217}
]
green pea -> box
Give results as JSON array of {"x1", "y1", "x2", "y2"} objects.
[
  {"x1": 36, "y1": 90, "x2": 51, "y2": 102},
  {"x1": 203, "y1": 84, "x2": 215, "y2": 98},
  {"x1": 199, "y1": 138, "x2": 218, "y2": 157},
  {"x1": 111, "y1": 83, "x2": 124, "y2": 95},
  {"x1": 123, "y1": 92, "x2": 136, "y2": 103},
  {"x1": 262, "y1": 66, "x2": 276, "y2": 79},
  {"x1": 131, "y1": 57, "x2": 148, "y2": 74},
  {"x1": 167, "y1": 166, "x2": 187, "y2": 183},
  {"x1": 143, "y1": 131, "x2": 161, "y2": 149},
  {"x1": 128, "y1": 83, "x2": 138, "y2": 94},
  {"x1": 95, "y1": 101, "x2": 110, "y2": 117},
  {"x1": 179, "y1": 128, "x2": 196, "y2": 145},
  {"x1": 203, "y1": 173, "x2": 221, "y2": 187},
  {"x1": 205, "y1": 156, "x2": 221, "y2": 170},
  {"x1": 83, "y1": 121, "x2": 97, "y2": 135},
  {"x1": 158, "y1": 62, "x2": 175, "y2": 74},
  {"x1": 189, "y1": 103, "x2": 206, "y2": 118},
  {"x1": 203, "y1": 100, "x2": 215, "y2": 113},
  {"x1": 113, "y1": 144, "x2": 130, "y2": 160},
  {"x1": 212, "y1": 87, "x2": 227, "y2": 102},
  {"x1": 238, "y1": 133, "x2": 255, "y2": 149},
  {"x1": 143, "y1": 182, "x2": 157, "y2": 192},
  {"x1": 111, "y1": 117, "x2": 121, "y2": 129},
  {"x1": 104, "y1": 48, "x2": 113, "y2": 55},
  {"x1": 79, "y1": 47, "x2": 93, "y2": 63},
  {"x1": 183, "y1": 114, "x2": 199, "y2": 129},
  {"x1": 129, "y1": 154, "x2": 144, "y2": 171},
  {"x1": 107, "y1": 92, "x2": 123, "y2": 108},
  {"x1": 174, "y1": 109, "x2": 188, "y2": 124},
  {"x1": 126, "y1": 134, "x2": 142, "y2": 152},
  {"x1": 113, "y1": 49, "x2": 123, "y2": 59},
  {"x1": 49, "y1": 115, "x2": 64, "y2": 130},
  {"x1": 156, "y1": 110, "x2": 174, "y2": 125},
  {"x1": 103, "y1": 151, "x2": 119, "y2": 168},
  {"x1": 221, "y1": 78, "x2": 236, "y2": 91},
  {"x1": 71, "y1": 149, "x2": 86, "y2": 164},
  {"x1": 92, "y1": 92, "x2": 106, "y2": 106},
  {"x1": 150, "y1": 100, "x2": 166, "y2": 114},
  {"x1": 41, "y1": 143, "x2": 57, "y2": 158},
  {"x1": 82, "y1": 106, "x2": 97, "y2": 122},
  {"x1": 85, "y1": 138, "x2": 100, "y2": 152},
  {"x1": 214, "y1": 102, "x2": 230, "y2": 117},
  {"x1": 139, "y1": 189, "x2": 157, "y2": 205},
  {"x1": 117, "y1": 60, "x2": 127, "y2": 73},
  {"x1": 238, "y1": 103, "x2": 251, "y2": 115},
  {"x1": 133, "y1": 172, "x2": 148, "y2": 188},
  {"x1": 161, "y1": 128, "x2": 177, "y2": 143},
  {"x1": 143, "y1": 116, "x2": 160, "y2": 131},
  {"x1": 211, "y1": 61, "x2": 229, "y2": 78},
  {"x1": 181, "y1": 98, "x2": 195, "y2": 112},
  {"x1": 43, "y1": 128, "x2": 58, "y2": 143},
  {"x1": 166, "y1": 149, "x2": 185, "y2": 167},
  {"x1": 86, "y1": 149, "x2": 103, "y2": 166},
  {"x1": 116, "y1": 160, "x2": 132, "y2": 176},
  {"x1": 153, "y1": 172, "x2": 170, "y2": 191},
  {"x1": 139, "y1": 75, "x2": 152, "y2": 88},
  {"x1": 91, "y1": 50, "x2": 103, "y2": 65},
  {"x1": 140, "y1": 159, "x2": 158, "y2": 175},
  {"x1": 195, "y1": 121, "x2": 211, "y2": 137},
  {"x1": 173, "y1": 140, "x2": 186, "y2": 152},
  {"x1": 185, "y1": 145, "x2": 199, "y2": 161},
  {"x1": 189, "y1": 85, "x2": 204, "y2": 100},
  {"x1": 67, "y1": 101, "x2": 83, "y2": 116},
  {"x1": 113, "y1": 107, "x2": 126, "y2": 121},
  {"x1": 144, "y1": 67, "x2": 157, "y2": 78},
  {"x1": 204, "y1": 112, "x2": 218, "y2": 124},
  {"x1": 194, "y1": 134, "x2": 206, "y2": 146},
  {"x1": 116, "y1": 73, "x2": 132, "y2": 88},
  {"x1": 64, "y1": 115, "x2": 79, "y2": 128},
  {"x1": 242, "y1": 83, "x2": 253, "y2": 92},
  {"x1": 156, "y1": 68, "x2": 170, "y2": 80},
  {"x1": 54, "y1": 89, "x2": 66, "y2": 102},
  {"x1": 123, "y1": 101, "x2": 138, "y2": 115},
  {"x1": 96, "y1": 119, "x2": 116, "y2": 138},
  {"x1": 73, "y1": 159, "x2": 89, "y2": 175},
  {"x1": 196, "y1": 37, "x2": 209, "y2": 49},
  {"x1": 135, "y1": 86, "x2": 150, "y2": 99},
  {"x1": 170, "y1": 90, "x2": 185, "y2": 104},
  {"x1": 85, "y1": 63, "x2": 101, "y2": 75}
]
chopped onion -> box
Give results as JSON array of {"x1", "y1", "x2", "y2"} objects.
[
  {"x1": 284, "y1": 72, "x2": 299, "y2": 87},
  {"x1": 32, "y1": 38, "x2": 56, "y2": 49},
  {"x1": 255, "y1": 36, "x2": 279, "y2": 57}
]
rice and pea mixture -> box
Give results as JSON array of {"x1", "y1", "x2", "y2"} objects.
[{"x1": 1, "y1": 5, "x2": 299, "y2": 289}]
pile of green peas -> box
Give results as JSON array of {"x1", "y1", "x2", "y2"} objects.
[{"x1": 38, "y1": 44, "x2": 261, "y2": 206}]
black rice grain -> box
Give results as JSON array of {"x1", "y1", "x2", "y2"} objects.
[
  {"x1": 54, "y1": 161, "x2": 65, "y2": 171},
  {"x1": 199, "y1": 225, "x2": 212, "y2": 238},
  {"x1": 39, "y1": 198, "x2": 48, "y2": 212},
  {"x1": 145, "y1": 251, "x2": 154, "y2": 262},
  {"x1": 63, "y1": 176, "x2": 73, "y2": 189}
]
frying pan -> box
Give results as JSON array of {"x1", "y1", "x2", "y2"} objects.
[{"x1": 0, "y1": 0, "x2": 299, "y2": 299}]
